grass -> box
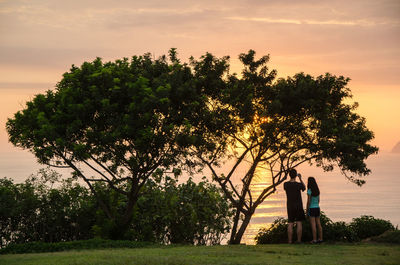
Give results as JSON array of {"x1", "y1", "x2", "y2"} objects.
[
  {"x1": 0, "y1": 239, "x2": 155, "y2": 254},
  {"x1": 1, "y1": 243, "x2": 399, "y2": 265}
]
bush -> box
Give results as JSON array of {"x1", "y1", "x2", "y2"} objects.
[
  {"x1": 324, "y1": 221, "x2": 357, "y2": 242},
  {"x1": 161, "y1": 177, "x2": 234, "y2": 245},
  {"x1": 255, "y1": 212, "x2": 395, "y2": 244},
  {"x1": 93, "y1": 176, "x2": 234, "y2": 245},
  {"x1": 0, "y1": 169, "x2": 97, "y2": 248},
  {"x1": 1, "y1": 169, "x2": 234, "y2": 247},
  {"x1": 255, "y1": 218, "x2": 288, "y2": 244},
  {"x1": 350, "y1": 215, "x2": 395, "y2": 240},
  {"x1": 300, "y1": 211, "x2": 349, "y2": 242},
  {"x1": 370, "y1": 230, "x2": 400, "y2": 244},
  {"x1": 255, "y1": 212, "x2": 348, "y2": 244}
]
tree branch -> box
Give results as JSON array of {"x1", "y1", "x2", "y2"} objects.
[
  {"x1": 82, "y1": 159, "x2": 129, "y2": 196},
  {"x1": 56, "y1": 150, "x2": 114, "y2": 220}
]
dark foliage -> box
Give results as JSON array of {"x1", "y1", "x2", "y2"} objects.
[
  {"x1": 190, "y1": 50, "x2": 378, "y2": 244},
  {"x1": 0, "y1": 169, "x2": 233, "y2": 247},
  {"x1": 350, "y1": 215, "x2": 395, "y2": 240},
  {"x1": 0, "y1": 169, "x2": 96, "y2": 248},
  {"x1": 6, "y1": 50, "x2": 233, "y2": 238},
  {"x1": 254, "y1": 217, "x2": 289, "y2": 244},
  {"x1": 255, "y1": 212, "x2": 395, "y2": 244},
  {"x1": 370, "y1": 230, "x2": 400, "y2": 244},
  {"x1": 6, "y1": 49, "x2": 378, "y2": 244},
  {"x1": 92, "y1": 176, "x2": 234, "y2": 245}
]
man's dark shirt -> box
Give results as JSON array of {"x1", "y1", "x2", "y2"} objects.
[{"x1": 284, "y1": 181, "x2": 305, "y2": 209}]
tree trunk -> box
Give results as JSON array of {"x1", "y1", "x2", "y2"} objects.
[
  {"x1": 229, "y1": 208, "x2": 241, "y2": 244},
  {"x1": 111, "y1": 186, "x2": 139, "y2": 239},
  {"x1": 229, "y1": 212, "x2": 253, "y2": 244}
]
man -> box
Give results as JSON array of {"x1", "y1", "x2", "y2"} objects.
[{"x1": 284, "y1": 168, "x2": 306, "y2": 244}]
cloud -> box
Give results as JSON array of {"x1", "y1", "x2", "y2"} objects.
[
  {"x1": 1, "y1": 0, "x2": 399, "y2": 85},
  {"x1": 225, "y1": 16, "x2": 400, "y2": 27},
  {"x1": 0, "y1": 2, "x2": 223, "y2": 30}
]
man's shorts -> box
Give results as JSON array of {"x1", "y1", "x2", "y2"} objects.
[
  {"x1": 308, "y1": 207, "x2": 320, "y2": 217},
  {"x1": 287, "y1": 206, "x2": 305, "y2": 223}
]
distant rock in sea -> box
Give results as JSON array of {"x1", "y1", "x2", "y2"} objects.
[{"x1": 391, "y1": 141, "x2": 400, "y2": 153}]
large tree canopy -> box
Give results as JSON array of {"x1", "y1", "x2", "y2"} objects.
[
  {"x1": 191, "y1": 50, "x2": 378, "y2": 244},
  {"x1": 7, "y1": 49, "x2": 378, "y2": 243},
  {"x1": 6, "y1": 49, "x2": 232, "y2": 238}
]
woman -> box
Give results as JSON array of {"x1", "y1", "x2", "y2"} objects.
[{"x1": 307, "y1": 177, "x2": 323, "y2": 243}]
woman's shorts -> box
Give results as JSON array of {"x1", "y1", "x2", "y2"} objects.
[{"x1": 308, "y1": 207, "x2": 320, "y2": 217}]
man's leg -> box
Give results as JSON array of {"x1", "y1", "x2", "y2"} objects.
[
  {"x1": 287, "y1": 222, "x2": 294, "y2": 243},
  {"x1": 296, "y1": 221, "x2": 302, "y2": 243}
]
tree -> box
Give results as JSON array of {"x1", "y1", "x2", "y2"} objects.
[
  {"x1": 191, "y1": 50, "x2": 378, "y2": 244},
  {"x1": 6, "y1": 49, "x2": 232, "y2": 239},
  {"x1": 6, "y1": 49, "x2": 377, "y2": 244}
]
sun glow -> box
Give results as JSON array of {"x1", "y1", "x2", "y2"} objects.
[
  {"x1": 253, "y1": 212, "x2": 284, "y2": 218},
  {"x1": 254, "y1": 114, "x2": 272, "y2": 124}
]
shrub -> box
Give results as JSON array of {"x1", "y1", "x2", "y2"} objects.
[
  {"x1": 301, "y1": 211, "x2": 346, "y2": 242},
  {"x1": 256, "y1": 212, "x2": 344, "y2": 244},
  {"x1": 161, "y1": 177, "x2": 234, "y2": 245},
  {"x1": 93, "y1": 176, "x2": 234, "y2": 245},
  {"x1": 350, "y1": 215, "x2": 395, "y2": 240},
  {"x1": 255, "y1": 217, "x2": 288, "y2": 244},
  {"x1": 255, "y1": 212, "x2": 395, "y2": 244},
  {"x1": 370, "y1": 230, "x2": 400, "y2": 244},
  {"x1": 324, "y1": 221, "x2": 358, "y2": 242},
  {"x1": 0, "y1": 170, "x2": 97, "y2": 248},
  {"x1": 1, "y1": 170, "x2": 234, "y2": 247}
]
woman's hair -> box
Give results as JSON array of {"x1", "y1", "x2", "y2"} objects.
[{"x1": 307, "y1": 177, "x2": 320, "y2": 196}]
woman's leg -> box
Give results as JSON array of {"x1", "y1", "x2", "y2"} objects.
[
  {"x1": 316, "y1": 217, "x2": 323, "y2": 241},
  {"x1": 310, "y1": 216, "x2": 317, "y2": 242}
]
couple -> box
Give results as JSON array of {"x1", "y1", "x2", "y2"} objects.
[{"x1": 284, "y1": 168, "x2": 323, "y2": 244}]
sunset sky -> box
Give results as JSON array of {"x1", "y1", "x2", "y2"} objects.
[{"x1": 1, "y1": 0, "x2": 399, "y2": 180}]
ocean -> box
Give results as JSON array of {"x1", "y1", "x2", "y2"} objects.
[
  {"x1": 1, "y1": 149, "x2": 399, "y2": 245},
  {"x1": 242, "y1": 152, "x2": 400, "y2": 244}
]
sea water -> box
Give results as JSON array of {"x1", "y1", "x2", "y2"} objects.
[
  {"x1": 1, "y1": 150, "x2": 399, "y2": 245},
  {"x1": 242, "y1": 152, "x2": 400, "y2": 244}
]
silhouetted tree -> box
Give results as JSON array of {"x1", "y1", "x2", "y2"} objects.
[
  {"x1": 6, "y1": 49, "x2": 377, "y2": 244},
  {"x1": 191, "y1": 50, "x2": 378, "y2": 244},
  {"x1": 6, "y1": 49, "x2": 232, "y2": 239}
]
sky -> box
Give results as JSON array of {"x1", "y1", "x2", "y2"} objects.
[{"x1": 0, "y1": 0, "x2": 399, "y2": 180}]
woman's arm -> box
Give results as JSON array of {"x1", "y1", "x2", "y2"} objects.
[{"x1": 306, "y1": 194, "x2": 311, "y2": 216}]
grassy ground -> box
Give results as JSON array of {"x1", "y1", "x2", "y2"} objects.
[{"x1": 1, "y1": 243, "x2": 399, "y2": 265}]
